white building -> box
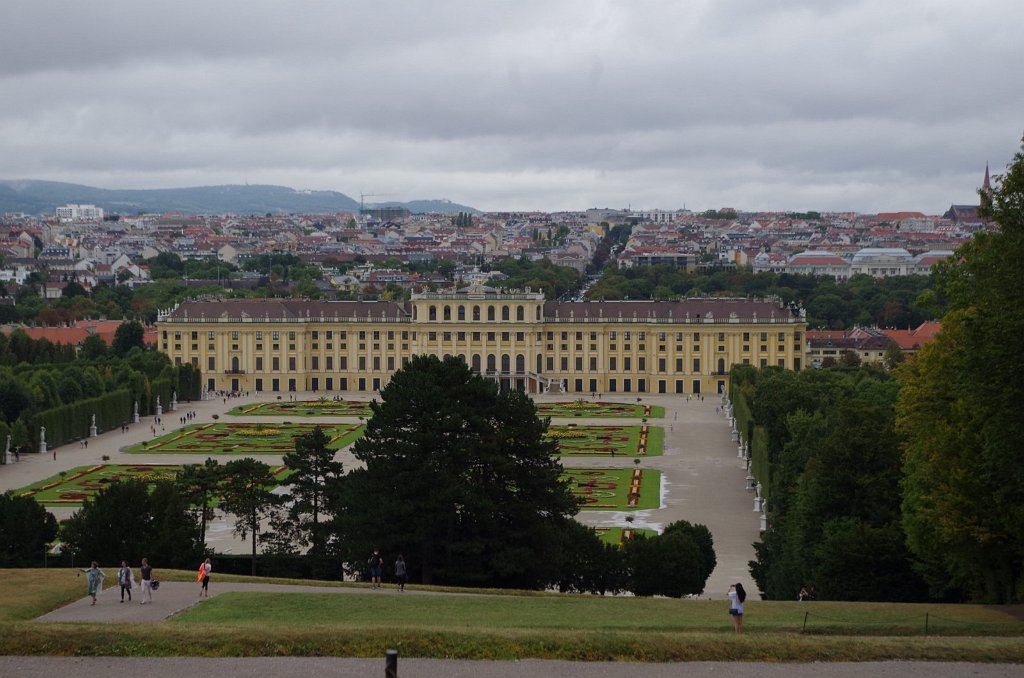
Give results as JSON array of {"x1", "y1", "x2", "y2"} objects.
[{"x1": 55, "y1": 204, "x2": 104, "y2": 222}]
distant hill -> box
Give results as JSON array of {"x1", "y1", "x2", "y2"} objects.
[{"x1": 0, "y1": 180, "x2": 477, "y2": 216}]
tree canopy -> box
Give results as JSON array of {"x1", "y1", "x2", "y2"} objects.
[
  {"x1": 337, "y1": 355, "x2": 579, "y2": 588},
  {"x1": 897, "y1": 137, "x2": 1024, "y2": 603}
]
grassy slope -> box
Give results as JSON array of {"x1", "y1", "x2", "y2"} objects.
[{"x1": 2, "y1": 569, "x2": 1022, "y2": 661}]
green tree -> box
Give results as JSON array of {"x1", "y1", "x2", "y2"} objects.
[
  {"x1": 176, "y1": 458, "x2": 223, "y2": 550},
  {"x1": 626, "y1": 521, "x2": 717, "y2": 597},
  {"x1": 62, "y1": 479, "x2": 201, "y2": 568},
  {"x1": 219, "y1": 458, "x2": 282, "y2": 575},
  {"x1": 111, "y1": 321, "x2": 146, "y2": 356},
  {"x1": 79, "y1": 334, "x2": 108, "y2": 360},
  {"x1": 282, "y1": 425, "x2": 344, "y2": 555},
  {"x1": 0, "y1": 492, "x2": 58, "y2": 566},
  {"x1": 898, "y1": 138, "x2": 1024, "y2": 603},
  {"x1": 338, "y1": 355, "x2": 578, "y2": 588}
]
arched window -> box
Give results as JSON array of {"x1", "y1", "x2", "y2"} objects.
[
  {"x1": 515, "y1": 354, "x2": 525, "y2": 373},
  {"x1": 443, "y1": 353, "x2": 451, "y2": 360},
  {"x1": 472, "y1": 305, "x2": 481, "y2": 321},
  {"x1": 429, "y1": 306, "x2": 437, "y2": 321},
  {"x1": 413, "y1": 307, "x2": 418, "y2": 320},
  {"x1": 501, "y1": 354, "x2": 511, "y2": 372},
  {"x1": 536, "y1": 307, "x2": 541, "y2": 321},
  {"x1": 487, "y1": 306, "x2": 495, "y2": 321},
  {"x1": 487, "y1": 354, "x2": 496, "y2": 372},
  {"x1": 472, "y1": 354, "x2": 481, "y2": 372},
  {"x1": 516, "y1": 305, "x2": 525, "y2": 321},
  {"x1": 458, "y1": 354, "x2": 466, "y2": 364},
  {"x1": 232, "y1": 356, "x2": 239, "y2": 372},
  {"x1": 536, "y1": 354, "x2": 543, "y2": 373},
  {"x1": 443, "y1": 306, "x2": 451, "y2": 321},
  {"x1": 501, "y1": 306, "x2": 510, "y2": 321},
  {"x1": 457, "y1": 306, "x2": 465, "y2": 321},
  {"x1": 717, "y1": 358, "x2": 726, "y2": 374}
]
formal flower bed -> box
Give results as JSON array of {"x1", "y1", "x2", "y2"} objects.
[
  {"x1": 13, "y1": 463, "x2": 288, "y2": 507},
  {"x1": 548, "y1": 425, "x2": 664, "y2": 457},
  {"x1": 560, "y1": 467, "x2": 661, "y2": 511},
  {"x1": 537, "y1": 401, "x2": 665, "y2": 419},
  {"x1": 124, "y1": 422, "x2": 364, "y2": 455},
  {"x1": 228, "y1": 400, "x2": 373, "y2": 417},
  {"x1": 235, "y1": 427, "x2": 283, "y2": 437}
]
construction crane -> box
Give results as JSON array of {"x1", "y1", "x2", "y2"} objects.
[{"x1": 359, "y1": 193, "x2": 396, "y2": 211}]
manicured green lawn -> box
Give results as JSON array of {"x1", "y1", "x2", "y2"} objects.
[
  {"x1": 562, "y1": 467, "x2": 661, "y2": 511},
  {"x1": 123, "y1": 422, "x2": 364, "y2": 455},
  {"x1": 537, "y1": 401, "x2": 665, "y2": 419},
  {"x1": 0, "y1": 570, "x2": 1022, "y2": 661},
  {"x1": 548, "y1": 425, "x2": 663, "y2": 457},
  {"x1": 172, "y1": 590, "x2": 1024, "y2": 638},
  {"x1": 227, "y1": 399, "x2": 373, "y2": 417},
  {"x1": 595, "y1": 526, "x2": 658, "y2": 545},
  {"x1": 13, "y1": 464, "x2": 290, "y2": 507}
]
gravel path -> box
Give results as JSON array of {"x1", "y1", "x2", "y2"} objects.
[
  {"x1": 1, "y1": 657, "x2": 1021, "y2": 678},
  {"x1": 36, "y1": 580, "x2": 454, "y2": 624}
]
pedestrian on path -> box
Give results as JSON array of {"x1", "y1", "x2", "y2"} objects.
[
  {"x1": 394, "y1": 555, "x2": 407, "y2": 592},
  {"x1": 78, "y1": 561, "x2": 106, "y2": 606},
  {"x1": 140, "y1": 557, "x2": 154, "y2": 604},
  {"x1": 368, "y1": 549, "x2": 383, "y2": 589},
  {"x1": 117, "y1": 560, "x2": 134, "y2": 602},
  {"x1": 197, "y1": 558, "x2": 212, "y2": 597}
]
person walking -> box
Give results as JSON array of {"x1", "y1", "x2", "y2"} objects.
[
  {"x1": 394, "y1": 555, "x2": 408, "y2": 592},
  {"x1": 117, "y1": 560, "x2": 134, "y2": 603},
  {"x1": 78, "y1": 561, "x2": 106, "y2": 606},
  {"x1": 197, "y1": 558, "x2": 212, "y2": 597},
  {"x1": 368, "y1": 548, "x2": 383, "y2": 589},
  {"x1": 139, "y1": 557, "x2": 154, "y2": 604},
  {"x1": 728, "y1": 582, "x2": 747, "y2": 634}
]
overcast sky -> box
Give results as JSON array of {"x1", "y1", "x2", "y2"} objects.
[{"x1": 2, "y1": 0, "x2": 1022, "y2": 213}]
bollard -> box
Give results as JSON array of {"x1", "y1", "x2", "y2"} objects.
[{"x1": 385, "y1": 648, "x2": 398, "y2": 678}]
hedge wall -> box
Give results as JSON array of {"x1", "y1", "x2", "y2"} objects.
[
  {"x1": 730, "y1": 378, "x2": 771, "y2": 499},
  {"x1": 26, "y1": 389, "x2": 132, "y2": 450},
  {"x1": 209, "y1": 554, "x2": 341, "y2": 581}
]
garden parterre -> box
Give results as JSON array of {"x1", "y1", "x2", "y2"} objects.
[
  {"x1": 14, "y1": 464, "x2": 290, "y2": 507},
  {"x1": 537, "y1": 401, "x2": 665, "y2": 419},
  {"x1": 226, "y1": 399, "x2": 373, "y2": 417},
  {"x1": 123, "y1": 422, "x2": 364, "y2": 455},
  {"x1": 546, "y1": 424, "x2": 663, "y2": 457},
  {"x1": 562, "y1": 467, "x2": 661, "y2": 511}
]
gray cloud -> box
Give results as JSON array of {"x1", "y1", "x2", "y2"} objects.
[{"x1": 1, "y1": 0, "x2": 1021, "y2": 212}]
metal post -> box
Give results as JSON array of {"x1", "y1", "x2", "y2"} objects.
[
  {"x1": 385, "y1": 648, "x2": 398, "y2": 678},
  {"x1": 925, "y1": 612, "x2": 929, "y2": 635},
  {"x1": 802, "y1": 611, "x2": 809, "y2": 632}
]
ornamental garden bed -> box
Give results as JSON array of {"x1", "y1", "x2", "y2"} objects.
[
  {"x1": 561, "y1": 467, "x2": 661, "y2": 511},
  {"x1": 595, "y1": 526, "x2": 658, "y2": 546},
  {"x1": 546, "y1": 425, "x2": 663, "y2": 457},
  {"x1": 123, "y1": 423, "x2": 364, "y2": 455},
  {"x1": 14, "y1": 463, "x2": 290, "y2": 507},
  {"x1": 226, "y1": 399, "x2": 373, "y2": 417},
  {"x1": 537, "y1": 401, "x2": 665, "y2": 419}
]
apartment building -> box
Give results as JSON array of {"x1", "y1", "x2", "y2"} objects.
[{"x1": 156, "y1": 286, "x2": 807, "y2": 396}]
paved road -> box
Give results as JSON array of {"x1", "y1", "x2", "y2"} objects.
[{"x1": 1, "y1": 657, "x2": 1021, "y2": 678}]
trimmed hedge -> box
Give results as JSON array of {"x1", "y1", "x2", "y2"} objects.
[
  {"x1": 210, "y1": 554, "x2": 341, "y2": 581},
  {"x1": 730, "y1": 374, "x2": 771, "y2": 498},
  {"x1": 25, "y1": 389, "x2": 133, "y2": 451}
]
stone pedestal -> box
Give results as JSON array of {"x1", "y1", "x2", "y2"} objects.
[{"x1": 132, "y1": 401, "x2": 140, "y2": 424}]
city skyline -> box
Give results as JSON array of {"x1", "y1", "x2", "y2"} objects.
[{"x1": 1, "y1": 1, "x2": 1022, "y2": 213}]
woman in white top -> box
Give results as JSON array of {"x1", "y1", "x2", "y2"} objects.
[{"x1": 728, "y1": 582, "x2": 746, "y2": 634}]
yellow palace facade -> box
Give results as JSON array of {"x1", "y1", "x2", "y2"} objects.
[{"x1": 156, "y1": 286, "x2": 807, "y2": 396}]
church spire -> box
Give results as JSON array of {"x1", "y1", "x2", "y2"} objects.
[{"x1": 980, "y1": 162, "x2": 993, "y2": 211}]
